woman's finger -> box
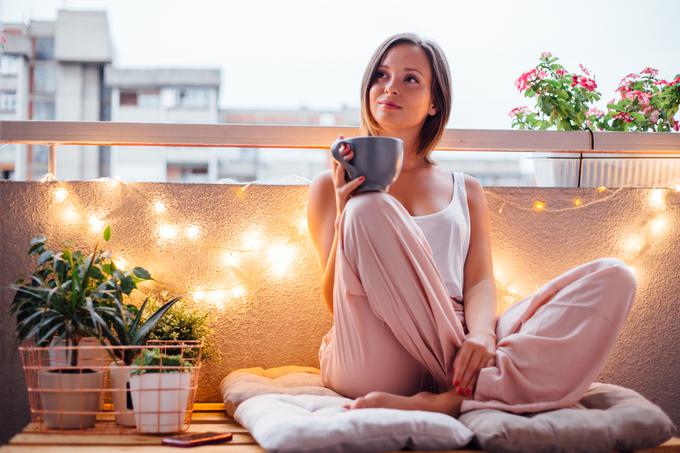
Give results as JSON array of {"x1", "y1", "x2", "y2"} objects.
[
  {"x1": 461, "y1": 353, "x2": 486, "y2": 392},
  {"x1": 453, "y1": 347, "x2": 471, "y2": 390}
]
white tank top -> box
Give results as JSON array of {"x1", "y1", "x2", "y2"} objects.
[{"x1": 411, "y1": 172, "x2": 470, "y2": 304}]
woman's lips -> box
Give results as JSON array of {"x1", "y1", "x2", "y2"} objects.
[{"x1": 378, "y1": 102, "x2": 402, "y2": 110}]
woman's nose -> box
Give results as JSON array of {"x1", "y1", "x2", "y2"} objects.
[{"x1": 384, "y1": 80, "x2": 398, "y2": 95}]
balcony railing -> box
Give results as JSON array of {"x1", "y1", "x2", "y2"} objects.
[{"x1": 2, "y1": 120, "x2": 680, "y2": 187}]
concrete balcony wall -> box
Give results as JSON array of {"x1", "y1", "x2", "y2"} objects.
[{"x1": 1, "y1": 181, "x2": 679, "y2": 442}]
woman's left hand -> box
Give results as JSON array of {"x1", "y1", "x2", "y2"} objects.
[{"x1": 452, "y1": 333, "x2": 496, "y2": 396}]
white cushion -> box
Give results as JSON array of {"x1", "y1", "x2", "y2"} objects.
[{"x1": 234, "y1": 393, "x2": 474, "y2": 453}]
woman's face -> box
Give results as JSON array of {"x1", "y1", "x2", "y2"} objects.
[{"x1": 369, "y1": 44, "x2": 436, "y2": 133}]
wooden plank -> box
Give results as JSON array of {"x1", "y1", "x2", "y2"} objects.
[
  {"x1": 1, "y1": 446, "x2": 266, "y2": 453},
  {"x1": 10, "y1": 432, "x2": 255, "y2": 446}
]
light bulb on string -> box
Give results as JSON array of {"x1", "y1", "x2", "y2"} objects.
[
  {"x1": 61, "y1": 205, "x2": 80, "y2": 224},
  {"x1": 158, "y1": 223, "x2": 178, "y2": 241},
  {"x1": 597, "y1": 186, "x2": 607, "y2": 193},
  {"x1": 186, "y1": 225, "x2": 201, "y2": 240},
  {"x1": 243, "y1": 230, "x2": 263, "y2": 251},
  {"x1": 53, "y1": 188, "x2": 68, "y2": 203},
  {"x1": 532, "y1": 200, "x2": 545, "y2": 212},
  {"x1": 649, "y1": 214, "x2": 668, "y2": 237},
  {"x1": 153, "y1": 200, "x2": 167, "y2": 214},
  {"x1": 573, "y1": 198, "x2": 582, "y2": 207},
  {"x1": 649, "y1": 189, "x2": 666, "y2": 209},
  {"x1": 88, "y1": 214, "x2": 105, "y2": 234},
  {"x1": 267, "y1": 242, "x2": 296, "y2": 277}
]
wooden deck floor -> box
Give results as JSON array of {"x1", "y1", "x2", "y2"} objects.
[{"x1": 2, "y1": 406, "x2": 678, "y2": 452}]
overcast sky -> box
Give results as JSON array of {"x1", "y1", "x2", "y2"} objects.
[{"x1": 2, "y1": 0, "x2": 679, "y2": 129}]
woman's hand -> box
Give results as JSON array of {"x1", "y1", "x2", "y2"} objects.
[
  {"x1": 331, "y1": 135, "x2": 365, "y2": 219},
  {"x1": 452, "y1": 332, "x2": 496, "y2": 396}
]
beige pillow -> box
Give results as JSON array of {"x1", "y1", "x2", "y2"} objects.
[{"x1": 459, "y1": 382, "x2": 676, "y2": 453}]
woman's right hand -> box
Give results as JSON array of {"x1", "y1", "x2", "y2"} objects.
[{"x1": 331, "y1": 135, "x2": 365, "y2": 219}]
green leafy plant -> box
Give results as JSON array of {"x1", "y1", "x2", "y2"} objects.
[
  {"x1": 130, "y1": 348, "x2": 191, "y2": 376},
  {"x1": 10, "y1": 227, "x2": 122, "y2": 367},
  {"x1": 510, "y1": 52, "x2": 680, "y2": 132},
  {"x1": 144, "y1": 292, "x2": 215, "y2": 361}
]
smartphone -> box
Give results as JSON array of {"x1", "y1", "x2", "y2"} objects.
[{"x1": 161, "y1": 432, "x2": 234, "y2": 447}]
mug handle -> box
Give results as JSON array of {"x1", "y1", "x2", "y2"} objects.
[{"x1": 331, "y1": 139, "x2": 359, "y2": 182}]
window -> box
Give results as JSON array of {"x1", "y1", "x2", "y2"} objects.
[
  {"x1": 162, "y1": 88, "x2": 210, "y2": 109},
  {"x1": 0, "y1": 91, "x2": 17, "y2": 112},
  {"x1": 167, "y1": 162, "x2": 209, "y2": 182},
  {"x1": 120, "y1": 91, "x2": 138, "y2": 106},
  {"x1": 0, "y1": 55, "x2": 21, "y2": 76},
  {"x1": 33, "y1": 62, "x2": 56, "y2": 94},
  {"x1": 33, "y1": 100, "x2": 55, "y2": 120},
  {"x1": 35, "y1": 37, "x2": 54, "y2": 60},
  {"x1": 138, "y1": 89, "x2": 160, "y2": 108}
]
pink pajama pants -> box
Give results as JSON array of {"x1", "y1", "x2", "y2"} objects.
[{"x1": 319, "y1": 192, "x2": 637, "y2": 414}]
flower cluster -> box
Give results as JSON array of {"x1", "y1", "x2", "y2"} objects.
[
  {"x1": 510, "y1": 52, "x2": 602, "y2": 131},
  {"x1": 510, "y1": 53, "x2": 680, "y2": 132}
]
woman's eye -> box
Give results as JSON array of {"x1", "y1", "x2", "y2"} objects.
[
  {"x1": 406, "y1": 75, "x2": 419, "y2": 83},
  {"x1": 375, "y1": 71, "x2": 386, "y2": 79}
]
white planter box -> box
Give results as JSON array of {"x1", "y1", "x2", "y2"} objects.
[
  {"x1": 108, "y1": 363, "x2": 136, "y2": 427},
  {"x1": 129, "y1": 372, "x2": 192, "y2": 433}
]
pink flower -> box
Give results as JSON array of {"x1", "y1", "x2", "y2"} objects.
[
  {"x1": 650, "y1": 110, "x2": 660, "y2": 123},
  {"x1": 555, "y1": 69, "x2": 567, "y2": 76},
  {"x1": 579, "y1": 64, "x2": 591, "y2": 76},
  {"x1": 641, "y1": 67, "x2": 659, "y2": 77},
  {"x1": 672, "y1": 119, "x2": 679, "y2": 131},
  {"x1": 625, "y1": 90, "x2": 652, "y2": 106},
  {"x1": 614, "y1": 112, "x2": 633, "y2": 123},
  {"x1": 668, "y1": 76, "x2": 680, "y2": 87},
  {"x1": 540, "y1": 51, "x2": 552, "y2": 59},
  {"x1": 586, "y1": 107, "x2": 604, "y2": 118},
  {"x1": 654, "y1": 79, "x2": 669, "y2": 87},
  {"x1": 571, "y1": 75, "x2": 597, "y2": 91},
  {"x1": 508, "y1": 106, "x2": 530, "y2": 118},
  {"x1": 515, "y1": 69, "x2": 543, "y2": 92}
]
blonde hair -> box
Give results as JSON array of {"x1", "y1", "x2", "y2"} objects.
[{"x1": 360, "y1": 33, "x2": 452, "y2": 165}]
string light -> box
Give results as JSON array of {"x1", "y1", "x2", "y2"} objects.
[
  {"x1": 532, "y1": 200, "x2": 546, "y2": 212},
  {"x1": 88, "y1": 214, "x2": 105, "y2": 234},
  {"x1": 53, "y1": 188, "x2": 68, "y2": 203},
  {"x1": 61, "y1": 205, "x2": 80, "y2": 224},
  {"x1": 597, "y1": 186, "x2": 607, "y2": 193},
  {"x1": 649, "y1": 189, "x2": 666, "y2": 209},
  {"x1": 573, "y1": 198, "x2": 582, "y2": 207},
  {"x1": 243, "y1": 230, "x2": 263, "y2": 251},
  {"x1": 153, "y1": 200, "x2": 167, "y2": 214},
  {"x1": 158, "y1": 223, "x2": 178, "y2": 240},
  {"x1": 186, "y1": 225, "x2": 201, "y2": 240},
  {"x1": 673, "y1": 184, "x2": 680, "y2": 192},
  {"x1": 113, "y1": 257, "x2": 129, "y2": 270},
  {"x1": 267, "y1": 243, "x2": 296, "y2": 277},
  {"x1": 649, "y1": 215, "x2": 668, "y2": 237}
]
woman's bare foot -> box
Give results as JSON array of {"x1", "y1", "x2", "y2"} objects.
[{"x1": 343, "y1": 389, "x2": 469, "y2": 417}]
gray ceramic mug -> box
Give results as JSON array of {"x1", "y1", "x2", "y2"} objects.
[{"x1": 331, "y1": 136, "x2": 404, "y2": 194}]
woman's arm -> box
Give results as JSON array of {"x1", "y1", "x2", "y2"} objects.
[
  {"x1": 452, "y1": 175, "x2": 498, "y2": 395},
  {"x1": 307, "y1": 170, "x2": 339, "y2": 315},
  {"x1": 462, "y1": 175, "x2": 497, "y2": 338}
]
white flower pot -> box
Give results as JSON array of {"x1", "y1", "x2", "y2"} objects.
[
  {"x1": 129, "y1": 372, "x2": 192, "y2": 433},
  {"x1": 38, "y1": 370, "x2": 104, "y2": 429},
  {"x1": 108, "y1": 362, "x2": 136, "y2": 427}
]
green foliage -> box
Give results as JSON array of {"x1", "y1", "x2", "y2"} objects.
[
  {"x1": 143, "y1": 292, "x2": 215, "y2": 362},
  {"x1": 130, "y1": 348, "x2": 191, "y2": 375}
]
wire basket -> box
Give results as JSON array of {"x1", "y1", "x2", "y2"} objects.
[{"x1": 19, "y1": 339, "x2": 202, "y2": 434}]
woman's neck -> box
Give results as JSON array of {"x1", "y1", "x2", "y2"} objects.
[{"x1": 380, "y1": 126, "x2": 429, "y2": 171}]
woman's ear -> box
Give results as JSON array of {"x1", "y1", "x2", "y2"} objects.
[{"x1": 429, "y1": 104, "x2": 438, "y2": 116}]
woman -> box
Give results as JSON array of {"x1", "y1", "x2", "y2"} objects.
[{"x1": 306, "y1": 33, "x2": 637, "y2": 417}]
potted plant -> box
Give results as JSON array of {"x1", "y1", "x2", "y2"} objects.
[
  {"x1": 10, "y1": 229, "x2": 119, "y2": 429},
  {"x1": 88, "y1": 290, "x2": 182, "y2": 427},
  {"x1": 128, "y1": 348, "x2": 195, "y2": 433}
]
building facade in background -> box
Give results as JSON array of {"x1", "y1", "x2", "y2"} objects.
[{"x1": 1, "y1": 9, "x2": 533, "y2": 186}]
